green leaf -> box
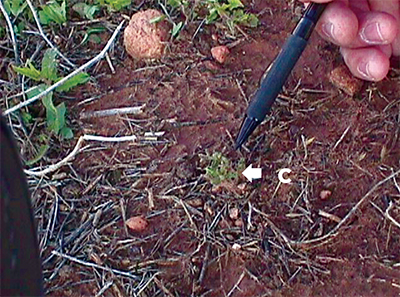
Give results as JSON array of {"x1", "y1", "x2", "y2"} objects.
[
  {"x1": 41, "y1": 49, "x2": 58, "y2": 81},
  {"x1": 56, "y1": 72, "x2": 90, "y2": 92},
  {"x1": 55, "y1": 102, "x2": 66, "y2": 131},
  {"x1": 26, "y1": 84, "x2": 47, "y2": 99},
  {"x1": 42, "y1": 92, "x2": 66, "y2": 134},
  {"x1": 80, "y1": 26, "x2": 106, "y2": 45},
  {"x1": 25, "y1": 144, "x2": 50, "y2": 166},
  {"x1": 41, "y1": 92, "x2": 57, "y2": 132},
  {"x1": 72, "y1": 3, "x2": 99, "y2": 20},
  {"x1": 246, "y1": 14, "x2": 259, "y2": 27},
  {"x1": 5, "y1": 0, "x2": 28, "y2": 17},
  {"x1": 171, "y1": 21, "x2": 183, "y2": 38},
  {"x1": 13, "y1": 62, "x2": 41, "y2": 81},
  {"x1": 21, "y1": 112, "x2": 33, "y2": 125},
  {"x1": 86, "y1": 27, "x2": 106, "y2": 35},
  {"x1": 60, "y1": 127, "x2": 73, "y2": 139},
  {"x1": 39, "y1": 1, "x2": 67, "y2": 25},
  {"x1": 149, "y1": 15, "x2": 166, "y2": 24},
  {"x1": 206, "y1": 8, "x2": 219, "y2": 24},
  {"x1": 167, "y1": 0, "x2": 181, "y2": 8},
  {"x1": 227, "y1": 0, "x2": 244, "y2": 10}
]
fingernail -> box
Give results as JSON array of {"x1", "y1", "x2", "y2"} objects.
[
  {"x1": 357, "y1": 62, "x2": 372, "y2": 80},
  {"x1": 360, "y1": 23, "x2": 386, "y2": 44},
  {"x1": 321, "y1": 22, "x2": 336, "y2": 41}
]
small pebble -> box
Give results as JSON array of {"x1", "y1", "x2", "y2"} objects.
[
  {"x1": 328, "y1": 64, "x2": 363, "y2": 96},
  {"x1": 229, "y1": 207, "x2": 239, "y2": 220},
  {"x1": 126, "y1": 216, "x2": 148, "y2": 232},
  {"x1": 211, "y1": 45, "x2": 230, "y2": 64},
  {"x1": 320, "y1": 190, "x2": 332, "y2": 200},
  {"x1": 232, "y1": 243, "x2": 241, "y2": 250}
]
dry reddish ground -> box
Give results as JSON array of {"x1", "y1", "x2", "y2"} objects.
[{"x1": 23, "y1": 0, "x2": 400, "y2": 296}]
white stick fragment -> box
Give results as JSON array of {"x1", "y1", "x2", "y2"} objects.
[
  {"x1": 385, "y1": 201, "x2": 400, "y2": 229},
  {"x1": 4, "y1": 20, "x2": 125, "y2": 115},
  {"x1": 24, "y1": 133, "x2": 136, "y2": 177},
  {"x1": 80, "y1": 105, "x2": 145, "y2": 119},
  {"x1": 26, "y1": 0, "x2": 75, "y2": 68},
  {"x1": 332, "y1": 125, "x2": 351, "y2": 151},
  {"x1": 52, "y1": 250, "x2": 140, "y2": 280}
]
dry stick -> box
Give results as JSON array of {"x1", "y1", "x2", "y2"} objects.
[
  {"x1": 94, "y1": 281, "x2": 113, "y2": 297},
  {"x1": 295, "y1": 169, "x2": 400, "y2": 246},
  {"x1": 0, "y1": 1, "x2": 19, "y2": 64},
  {"x1": 24, "y1": 134, "x2": 136, "y2": 176},
  {"x1": 385, "y1": 201, "x2": 400, "y2": 229},
  {"x1": 332, "y1": 125, "x2": 351, "y2": 151},
  {"x1": 52, "y1": 250, "x2": 140, "y2": 280},
  {"x1": 4, "y1": 20, "x2": 125, "y2": 115},
  {"x1": 25, "y1": 0, "x2": 75, "y2": 68},
  {"x1": 80, "y1": 105, "x2": 146, "y2": 119}
]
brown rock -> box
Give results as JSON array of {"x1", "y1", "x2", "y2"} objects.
[
  {"x1": 126, "y1": 216, "x2": 148, "y2": 232},
  {"x1": 320, "y1": 190, "x2": 332, "y2": 200},
  {"x1": 211, "y1": 45, "x2": 230, "y2": 64},
  {"x1": 124, "y1": 9, "x2": 170, "y2": 59},
  {"x1": 328, "y1": 64, "x2": 363, "y2": 96}
]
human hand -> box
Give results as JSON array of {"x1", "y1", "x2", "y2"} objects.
[{"x1": 300, "y1": 0, "x2": 400, "y2": 81}]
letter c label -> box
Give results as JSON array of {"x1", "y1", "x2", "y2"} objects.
[{"x1": 278, "y1": 168, "x2": 292, "y2": 184}]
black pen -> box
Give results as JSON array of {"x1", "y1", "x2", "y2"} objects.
[{"x1": 235, "y1": 3, "x2": 327, "y2": 149}]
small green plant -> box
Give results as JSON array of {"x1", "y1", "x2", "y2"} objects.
[
  {"x1": 203, "y1": 152, "x2": 245, "y2": 185},
  {"x1": 157, "y1": 0, "x2": 189, "y2": 38},
  {"x1": 205, "y1": 0, "x2": 259, "y2": 33},
  {"x1": 3, "y1": 0, "x2": 27, "y2": 17},
  {"x1": 39, "y1": 1, "x2": 67, "y2": 25},
  {"x1": 96, "y1": 0, "x2": 131, "y2": 12},
  {"x1": 13, "y1": 49, "x2": 90, "y2": 138}
]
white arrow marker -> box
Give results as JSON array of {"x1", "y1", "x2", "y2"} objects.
[{"x1": 242, "y1": 164, "x2": 262, "y2": 182}]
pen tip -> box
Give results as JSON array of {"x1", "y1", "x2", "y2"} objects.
[{"x1": 235, "y1": 116, "x2": 260, "y2": 150}]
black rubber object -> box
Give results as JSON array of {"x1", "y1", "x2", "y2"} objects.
[{"x1": 1, "y1": 113, "x2": 43, "y2": 296}]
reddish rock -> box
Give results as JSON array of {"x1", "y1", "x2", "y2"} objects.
[
  {"x1": 320, "y1": 190, "x2": 332, "y2": 200},
  {"x1": 211, "y1": 45, "x2": 230, "y2": 64},
  {"x1": 124, "y1": 9, "x2": 170, "y2": 59},
  {"x1": 328, "y1": 64, "x2": 363, "y2": 96},
  {"x1": 126, "y1": 216, "x2": 148, "y2": 232}
]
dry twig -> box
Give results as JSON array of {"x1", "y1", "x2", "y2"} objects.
[
  {"x1": 80, "y1": 105, "x2": 145, "y2": 119},
  {"x1": 51, "y1": 251, "x2": 140, "y2": 280},
  {"x1": 24, "y1": 134, "x2": 137, "y2": 176},
  {"x1": 385, "y1": 201, "x2": 400, "y2": 229}
]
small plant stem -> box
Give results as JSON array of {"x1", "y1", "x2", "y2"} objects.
[{"x1": 4, "y1": 20, "x2": 125, "y2": 116}]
